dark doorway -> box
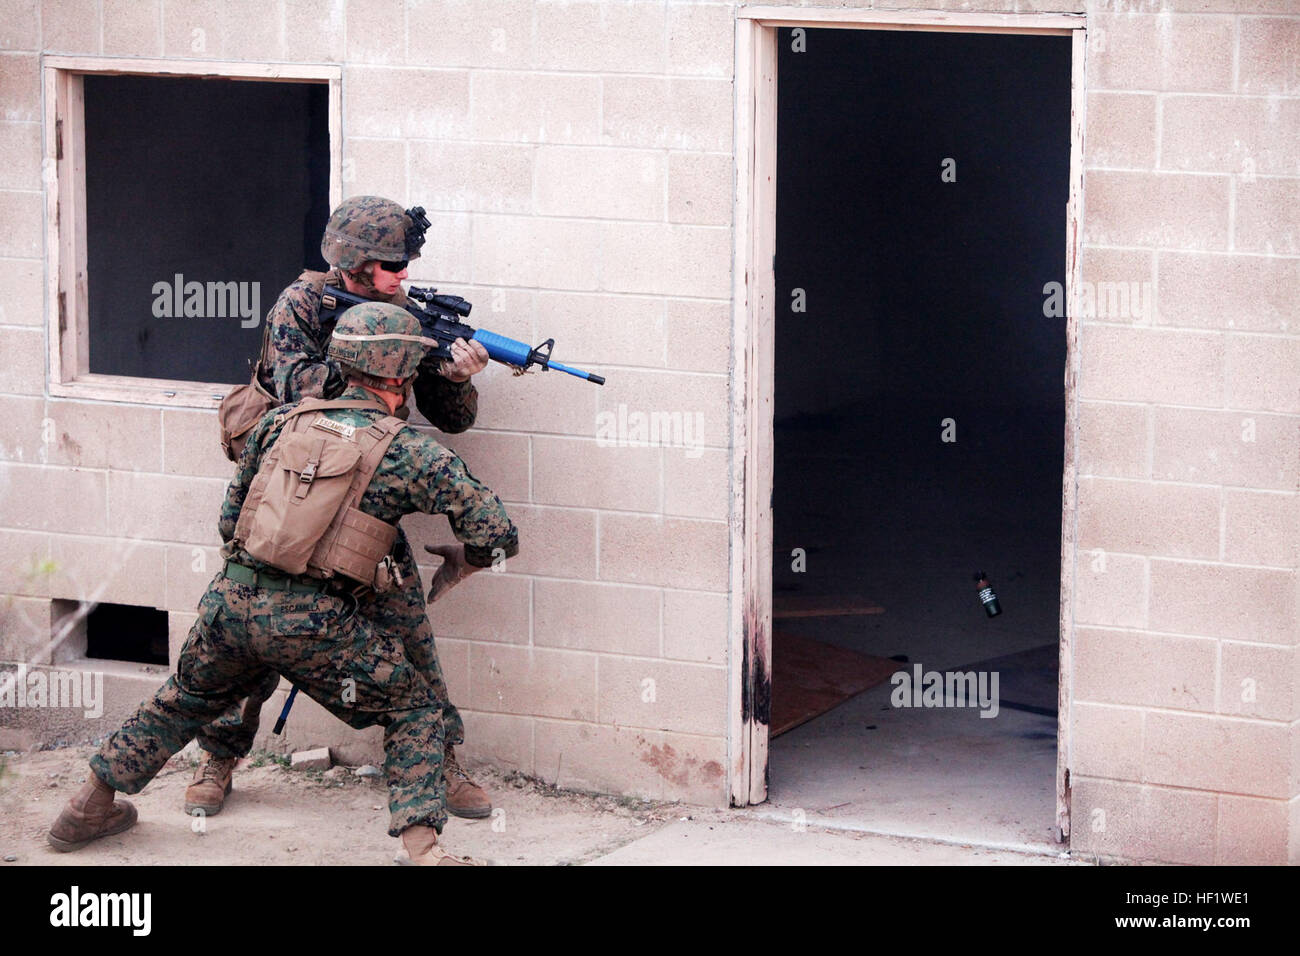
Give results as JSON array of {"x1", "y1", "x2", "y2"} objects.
[
  {"x1": 768, "y1": 28, "x2": 1071, "y2": 847},
  {"x1": 85, "y1": 603, "x2": 170, "y2": 666},
  {"x1": 83, "y1": 75, "x2": 330, "y2": 385}
]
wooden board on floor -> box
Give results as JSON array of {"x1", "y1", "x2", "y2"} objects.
[
  {"x1": 771, "y1": 630, "x2": 900, "y2": 738},
  {"x1": 772, "y1": 594, "x2": 885, "y2": 619}
]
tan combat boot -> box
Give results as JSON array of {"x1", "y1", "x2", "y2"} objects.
[
  {"x1": 47, "y1": 772, "x2": 138, "y2": 852},
  {"x1": 184, "y1": 751, "x2": 238, "y2": 815},
  {"x1": 444, "y1": 745, "x2": 492, "y2": 819},
  {"x1": 395, "y1": 824, "x2": 482, "y2": 866}
]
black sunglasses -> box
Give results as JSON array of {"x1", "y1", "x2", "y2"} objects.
[{"x1": 376, "y1": 259, "x2": 409, "y2": 273}]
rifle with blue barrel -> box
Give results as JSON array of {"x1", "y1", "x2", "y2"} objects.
[{"x1": 318, "y1": 284, "x2": 605, "y2": 386}]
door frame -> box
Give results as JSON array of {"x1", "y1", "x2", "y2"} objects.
[{"x1": 729, "y1": 5, "x2": 1088, "y2": 845}]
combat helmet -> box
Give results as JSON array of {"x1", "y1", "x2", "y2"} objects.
[
  {"x1": 327, "y1": 302, "x2": 431, "y2": 390},
  {"x1": 320, "y1": 196, "x2": 427, "y2": 271}
]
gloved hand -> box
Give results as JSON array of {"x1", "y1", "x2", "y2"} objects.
[
  {"x1": 423, "y1": 544, "x2": 480, "y2": 603},
  {"x1": 439, "y1": 337, "x2": 489, "y2": 382}
]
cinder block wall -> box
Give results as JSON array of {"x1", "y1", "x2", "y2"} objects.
[
  {"x1": 0, "y1": 0, "x2": 734, "y2": 808},
  {"x1": 1067, "y1": 1, "x2": 1300, "y2": 866},
  {"x1": 1, "y1": 0, "x2": 1296, "y2": 862}
]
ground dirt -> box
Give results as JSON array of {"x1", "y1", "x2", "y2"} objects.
[{"x1": 0, "y1": 745, "x2": 683, "y2": 867}]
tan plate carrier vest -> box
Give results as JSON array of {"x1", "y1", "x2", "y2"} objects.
[{"x1": 232, "y1": 398, "x2": 407, "y2": 592}]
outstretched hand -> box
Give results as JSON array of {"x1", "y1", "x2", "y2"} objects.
[
  {"x1": 423, "y1": 544, "x2": 478, "y2": 603},
  {"x1": 439, "y1": 337, "x2": 489, "y2": 382}
]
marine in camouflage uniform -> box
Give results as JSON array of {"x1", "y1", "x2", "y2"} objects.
[
  {"x1": 49, "y1": 304, "x2": 517, "y2": 863},
  {"x1": 190, "y1": 197, "x2": 490, "y2": 817}
]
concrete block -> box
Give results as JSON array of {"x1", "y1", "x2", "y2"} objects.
[
  {"x1": 467, "y1": 643, "x2": 597, "y2": 721},
  {"x1": 1082, "y1": 170, "x2": 1229, "y2": 250},
  {"x1": 1074, "y1": 627, "x2": 1216, "y2": 712},
  {"x1": 533, "y1": 435, "x2": 658, "y2": 512},
  {"x1": 0, "y1": 53, "x2": 39, "y2": 123},
  {"x1": 598, "y1": 513, "x2": 728, "y2": 591},
  {"x1": 664, "y1": 446, "x2": 728, "y2": 520},
  {"x1": 534, "y1": 291, "x2": 666, "y2": 368},
  {"x1": 1076, "y1": 401, "x2": 1148, "y2": 479},
  {"x1": 0, "y1": 595, "x2": 53, "y2": 663},
  {"x1": 473, "y1": 360, "x2": 601, "y2": 436},
  {"x1": 290, "y1": 747, "x2": 332, "y2": 771},
  {"x1": 536, "y1": 145, "x2": 664, "y2": 221},
  {"x1": 0, "y1": 327, "x2": 45, "y2": 395},
  {"x1": 1238, "y1": 17, "x2": 1300, "y2": 95},
  {"x1": 106, "y1": 472, "x2": 227, "y2": 545},
  {"x1": 533, "y1": 718, "x2": 667, "y2": 801},
  {"x1": 1085, "y1": 92, "x2": 1156, "y2": 170},
  {"x1": 0, "y1": 257, "x2": 44, "y2": 326},
  {"x1": 534, "y1": 0, "x2": 665, "y2": 74},
  {"x1": 1089, "y1": 13, "x2": 1234, "y2": 93},
  {"x1": 534, "y1": 578, "x2": 659, "y2": 656},
  {"x1": 600, "y1": 221, "x2": 731, "y2": 298},
  {"x1": 1161, "y1": 95, "x2": 1300, "y2": 176},
  {"x1": 0, "y1": 529, "x2": 51, "y2": 597},
  {"x1": 161, "y1": 0, "x2": 225, "y2": 57},
  {"x1": 344, "y1": 65, "x2": 470, "y2": 140},
  {"x1": 1154, "y1": 556, "x2": 1294, "y2": 647},
  {"x1": 602, "y1": 76, "x2": 733, "y2": 152},
  {"x1": 406, "y1": 0, "x2": 533, "y2": 69},
  {"x1": 0, "y1": 395, "x2": 45, "y2": 464},
  {"x1": 1145, "y1": 710, "x2": 1290, "y2": 799},
  {"x1": 469, "y1": 70, "x2": 602, "y2": 145},
  {"x1": 1235, "y1": 176, "x2": 1300, "y2": 254},
  {"x1": 163, "y1": 544, "x2": 221, "y2": 613},
  {"x1": 44, "y1": 401, "x2": 163, "y2": 472},
  {"x1": 0, "y1": 122, "x2": 41, "y2": 190},
  {"x1": 409, "y1": 140, "x2": 534, "y2": 215},
  {"x1": 1077, "y1": 477, "x2": 1219, "y2": 560},
  {"x1": 596, "y1": 369, "x2": 727, "y2": 450},
  {"x1": 0, "y1": 464, "x2": 107, "y2": 535},
  {"x1": 1223, "y1": 489, "x2": 1299, "y2": 569},
  {"x1": 597, "y1": 655, "x2": 726, "y2": 736},
  {"x1": 41, "y1": 0, "x2": 100, "y2": 53},
  {"x1": 668, "y1": 150, "x2": 732, "y2": 226},
  {"x1": 459, "y1": 709, "x2": 533, "y2": 775},
  {"x1": 103, "y1": 0, "x2": 162, "y2": 57},
  {"x1": 667, "y1": 1, "x2": 734, "y2": 78},
  {"x1": 421, "y1": 570, "x2": 529, "y2": 645},
  {"x1": 1152, "y1": 407, "x2": 1297, "y2": 491},
  {"x1": 342, "y1": 136, "x2": 407, "y2": 199},
  {"x1": 1225, "y1": 334, "x2": 1300, "y2": 415},
  {"x1": 0, "y1": 0, "x2": 39, "y2": 50},
  {"x1": 472, "y1": 213, "x2": 602, "y2": 291},
  {"x1": 1150, "y1": 559, "x2": 1295, "y2": 645},
  {"x1": 663, "y1": 589, "x2": 726, "y2": 664},
  {"x1": 1073, "y1": 551, "x2": 1148, "y2": 629},
  {"x1": 1219, "y1": 641, "x2": 1297, "y2": 722},
  {"x1": 47, "y1": 534, "x2": 167, "y2": 609},
  {"x1": 162, "y1": 408, "x2": 236, "y2": 479},
  {"x1": 346, "y1": 0, "x2": 405, "y2": 64},
  {"x1": 282, "y1": 0, "x2": 344, "y2": 62},
  {"x1": 1157, "y1": 251, "x2": 1298, "y2": 332},
  {"x1": 410, "y1": 209, "x2": 473, "y2": 285},
  {"x1": 1069, "y1": 777, "x2": 1216, "y2": 866},
  {"x1": 1217, "y1": 794, "x2": 1289, "y2": 865},
  {"x1": 1078, "y1": 326, "x2": 1223, "y2": 405},
  {"x1": 1070, "y1": 702, "x2": 1144, "y2": 781},
  {"x1": 665, "y1": 298, "x2": 731, "y2": 374}
]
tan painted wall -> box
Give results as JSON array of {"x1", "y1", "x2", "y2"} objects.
[{"x1": 0, "y1": 0, "x2": 1296, "y2": 863}]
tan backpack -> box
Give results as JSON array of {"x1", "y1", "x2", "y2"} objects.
[
  {"x1": 232, "y1": 398, "x2": 408, "y2": 591},
  {"x1": 218, "y1": 372, "x2": 278, "y2": 463}
]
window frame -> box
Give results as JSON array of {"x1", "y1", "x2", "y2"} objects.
[{"x1": 42, "y1": 56, "x2": 343, "y2": 408}]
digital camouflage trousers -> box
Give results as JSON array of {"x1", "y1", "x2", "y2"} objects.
[
  {"x1": 91, "y1": 569, "x2": 451, "y2": 835},
  {"x1": 193, "y1": 528, "x2": 465, "y2": 762}
]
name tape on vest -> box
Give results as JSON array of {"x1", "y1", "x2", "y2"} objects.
[{"x1": 311, "y1": 418, "x2": 357, "y2": 441}]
